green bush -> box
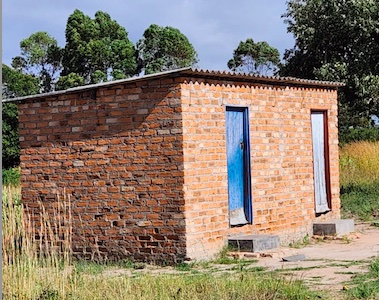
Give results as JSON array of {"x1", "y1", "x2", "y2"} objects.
[
  {"x1": 340, "y1": 127, "x2": 379, "y2": 145},
  {"x1": 341, "y1": 181, "x2": 379, "y2": 221},
  {"x1": 2, "y1": 167, "x2": 21, "y2": 186},
  {"x1": 2, "y1": 102, "x2": 20, "y2": 169}
]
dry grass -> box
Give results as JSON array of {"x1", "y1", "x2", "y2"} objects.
[
  {"x1": 2, "y1": 186, "x2": 73, "y2": 299},
  {"x1": 2, "y1": 186, "x2": 321, "y2": 299},
  {"x1": 340, "y1": 141, "x2": 379, "y2": 187},
  {"x1": 339, "y1": 141, "x2": 379, "y2": 221},
  {"x1": 3, "y1": 141, "x2": 378, "y2": 299}
]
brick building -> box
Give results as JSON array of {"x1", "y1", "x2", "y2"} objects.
[{"x1": 11, "y1": 68, "x2": 342, "y2": 263}]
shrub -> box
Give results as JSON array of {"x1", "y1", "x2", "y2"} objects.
[
  {"x1": 339, "y1": 127, "x2": 379, "y2": 146},
  {"x1": 2, "y1": 167, "x2": 21, "y2": 186}
]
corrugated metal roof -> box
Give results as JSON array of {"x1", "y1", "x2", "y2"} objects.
[
  {"x1": 3, "y1": 67, "x2": 344, "y2": 103},
  {"x1": 181, "y1": 68, "x2": 345, "y2": 87}
]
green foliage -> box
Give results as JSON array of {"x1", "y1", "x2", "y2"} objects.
[
  {"x1": 61, "y1": 9, "x2": 138, "y2": 86},
  {"x1": 340, "y1": 141, "x2": 379, "y2": 221},
  {"x1": 2, "y1": 64, "x2": 39, "y2": 97},
  {"x1": 340, "y1": 181, "x2": 379, "y2": 221},
  {"x1": 228, "y1": 38, "x2": 281, "y2": 75},
  {"x1": 282, "y1": 0, "x2": 379, "y2": 131},
  {"x1": 2, "y1": 64, "x2": 39, "y2": 169},
  {"x1": 174, "y1": 262, "x2": 195, "y2": 272},
  {"x1": 55, "y1": 72, "x2": 84, "y2": 90},
  {"x1": 137, "y1": 24, "x2": 198, "y2": 75},
  {"x1": 12, "y1": 31, "x2": 63, "y2": 93},
  {"x1": 2, "y1": 103, "x2": 20, "y2": 169},
  {"x1": 347, "y1": 258, "x2": 379, "y2": 299},
  {"x1": 74, "y1": 261, "x2": 108, "y2": 275},
  {"x1": 340, "y1": 127, "x2": 379, "y2": 145},
  {"x1": 289, "y1": 234, "x2": 310, "y2": 249},
  {"x1": 2, "y1": 168, "x2": 21, "y2": 186}
]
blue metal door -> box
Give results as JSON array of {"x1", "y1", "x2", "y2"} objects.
[{"x1": 226, "y1": 107, "x2": 252, "y2": 226}]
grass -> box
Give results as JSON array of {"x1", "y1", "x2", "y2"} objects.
[
  {"x1": 3, "y1": 140, "x2": 378, "y2": 299},
  {"x1": 211, "y1": 246, "x2": 253, "y2": 265},
  {"x1": 2, "y1": 166, "x2": 21, "y2": 186},
  {"x1": 2, "y1": 185, "x2": 323, "y2": 299},
  {"x1": 340, "y1": 141, "x2": 379, "y2": 221},
  {"x1": 339, "y1": 141, "x2": 379, "y2": 298},
  {"x1": 339, "y1": 141, "x2": 379, "y2": 187},
  {"x1": 289, "y1": 234, "x2": 310, "y2": 249},
  {"x1": 345, "y1": 258, "x2": 379, "y2": 299},
  {"x1": 2, "y1": 185, "x2": 73, "y2": 299}
]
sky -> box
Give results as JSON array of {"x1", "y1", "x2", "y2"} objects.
[{"x1": 2, "y1": 0, "x2": 295, "y2": 72}]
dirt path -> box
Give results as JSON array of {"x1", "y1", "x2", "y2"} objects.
[
  {"x1": 103, "y1": 222, "x2": 379, "y2": 299},
  {"x1": 249, "y1": 222, "x2": 379, "y2": 295}
]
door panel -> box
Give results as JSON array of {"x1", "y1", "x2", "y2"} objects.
[
  {"x1": 311, "y1": 111, "x2": 330, "y2": 213},
  {"x1": 226, "y1": 108, "x2": 250, "y2": 225}
]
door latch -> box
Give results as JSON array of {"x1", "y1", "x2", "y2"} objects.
[{"x1": 240, "y1": 141, "x2": 244, "y2": 150}]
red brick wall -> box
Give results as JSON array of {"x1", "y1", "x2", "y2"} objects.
[
  {"x1": 18, "y1": 74, "x2": 340, "y2": 262},
  {"x1": 181, "y1": 80, "x2": 340, "y2": 260},
  {"x1": 18, "y1": 78, "x2": 187, "y2": 263}
]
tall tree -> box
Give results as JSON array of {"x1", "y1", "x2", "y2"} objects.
[
  {"x1": 137, "y1": 24, "x2": 198, "y2": 75},
  {"x1": 227, "y1": 38, "x2": 280, "y2": 75},
  {"x1": 282, "y1": 0, "x2": 379, "y2": 131},
  {"x1": 12, "y1": 31, "x2": 63, "y2": 93},
  {"x1": 2, "y1": 64, "x2": 39, "y2": 169},
  {"x1": 60, "y1": 9, "x2": 138, "y2": 86}
]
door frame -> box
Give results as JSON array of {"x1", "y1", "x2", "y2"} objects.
[
  {"x1": 226, "y1": 106, "x2": 253, "y2": 224},
  {"x1": 310, "y1": 109, "x2": 332, "y2": 213}
]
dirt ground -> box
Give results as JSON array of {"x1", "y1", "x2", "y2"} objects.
[
  {"x1": 103, "y1": 222, "x2": 379, "y2": 299},
  {"x1": 246, "y1": 222, "x2": 379, "y2": 296}
]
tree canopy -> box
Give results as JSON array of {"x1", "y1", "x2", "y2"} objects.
[
  {"x1": 11, "y1": 31, "x2": 63, "y2": 93},
  {"x1": 282, "y1": 0, "x2": 379, "y2": 130},
  {"x1": 227, "y1": 38, "x2": 280, "y2": 75},
  {"x1": 60, "y1": 9, "x2": 139, "y2": 86},
  {"x1": 2, "y1": 10, "x2": 201, "y2": 169},
  {"x1": 137, "y1": 24, "x2": 198, "y2": 75}
]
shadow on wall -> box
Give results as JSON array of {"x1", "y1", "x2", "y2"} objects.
[{"x1": 19, "y1": 80, "x2": 187, "y2": 263}]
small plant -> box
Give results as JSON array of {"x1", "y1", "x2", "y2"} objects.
[
  {"x1": 175, "y1": 262, "x2": 195, "y2": 272},
  {"x1": 2, "y1": 167, "x2": 21, "y2": 186},
  {"x1": 341, "y1": 235, "x2": 352, "y2": 244},
  {"x1": 212, "y1": 246, "x2": 242, "y2": 264},
  {"x1": 289, "y1": 234, "x2": 310, "y2": 249},
  {"x1": 74, "y1": 260, "x2": 107, "y2": 275},
  {"x1": 37, "y1": 288, "x2": 59, "y2": 300}
]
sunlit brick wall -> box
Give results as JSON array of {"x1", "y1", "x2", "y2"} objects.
[
  {"x1": 181, "y1": 80, "x2": 339, "y2": 260},
  {"x1": 18, "y1": 74, "x2": 340, "y2": 263}
]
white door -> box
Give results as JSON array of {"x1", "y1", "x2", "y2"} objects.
[{"x1": 311, "y1": 112, "x2": 330, "y2": 213}]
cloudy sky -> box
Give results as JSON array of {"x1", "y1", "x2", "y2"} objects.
[{"x1": 3, "y1": 0, "x2": 295, "y2": 72}]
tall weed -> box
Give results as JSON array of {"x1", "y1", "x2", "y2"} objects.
[
  {"x1": 340, "y1": 141, "x2": 379, "y2": 187},
  {"x1": 2, "y1": 185, "x2": 321, "y2": 299},
  {"x1": 340, "y1": 141, "x2": 379, "y2": 221},
  {"x1": 2, "y1": 186, "x2": 73, "y2": 299}
]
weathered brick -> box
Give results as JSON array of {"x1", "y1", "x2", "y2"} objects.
[{"x1": 17, "y1": 72, "x2": 339, "y2": 264}]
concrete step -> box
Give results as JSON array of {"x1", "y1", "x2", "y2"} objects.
[
  {"x1": 228, "y1": 234, "x2": 280, "y2": 252},
  {"x1": 313, "y1": 219, "x2": 355, "y2": 236}
]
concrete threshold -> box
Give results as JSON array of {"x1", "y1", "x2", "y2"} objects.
[
  {"x1": 228, "y1": 235, "x2": 280, "y2": 252},
  {"x1": 313, "y1": 219, "x2": 355, "y2": 236}
]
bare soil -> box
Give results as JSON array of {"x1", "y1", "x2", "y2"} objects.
[
  {"x1": 247, "y1": 222, "x2": 379, "y2": 297},
  {"x1": 102, "y1": 222, "x2": 379, "y2": 299}
]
